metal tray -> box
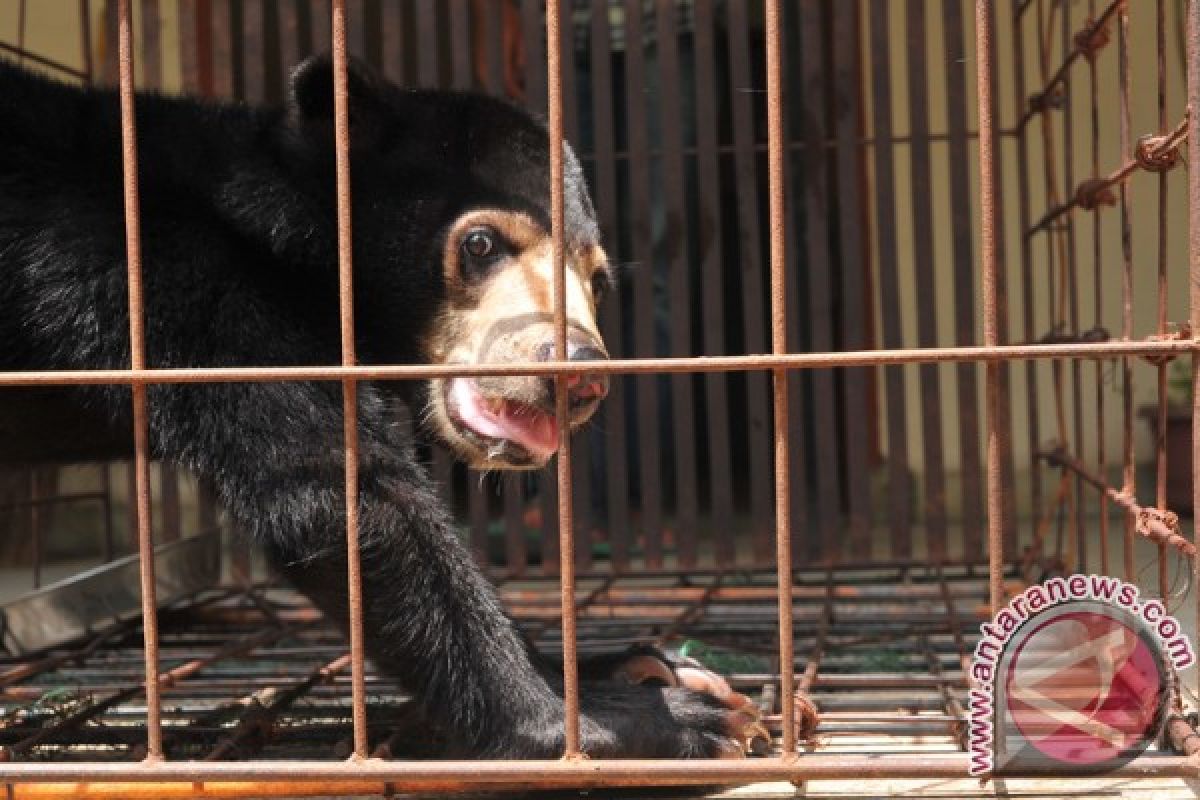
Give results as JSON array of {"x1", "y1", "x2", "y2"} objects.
[{"x1": 0, "y1": 531, "x2": 221, "y2": 655}]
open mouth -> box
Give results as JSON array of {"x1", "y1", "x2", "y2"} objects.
[{"x1": 444, "y1": 377, "x2": 560, "y2": 466}]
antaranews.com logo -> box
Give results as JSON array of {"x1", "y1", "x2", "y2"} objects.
[{"x1": 967, "y1": 574, "x2": 1195, "y2": 776}]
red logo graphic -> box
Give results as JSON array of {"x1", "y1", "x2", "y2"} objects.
[{"x1": 1001, "y1": 607, "x2": 1165, "y2": 770}]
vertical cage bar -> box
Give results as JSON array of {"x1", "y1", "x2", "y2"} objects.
[
  {"x1": 987, "y1": 3, "x2": 1017, "y2": 562},
  {"x1": 1188, "y1": 0, "x2": 1200, "y2": 693},
  {"x1": 546, "y1": 0, "x2": 581, "y2": 757},
  {"x1": 1086, "y1": 0, "x2": 1109, "y2": 576},
  {"x1": 330, "y1": 0, "x2": 368, "y2": 761},
  {"x1": 116, "y1": 0, "x2": 162, "y2": 760},
  {"x1": 1118, "y1": 3, "x2": 1135, "y2": 582},
  {"x1": 976, "y1": 0, "x2": 1003, "y2": 614},
  {"x1": 780, "y1": 10, "x2": 809, "y2": 569},
  {"x1": 765, "y1": 0, "x2": 795, "y2": 756},
  {"x1": 544, "y1": 16, "x2": 565, "y2": 581},
  {"x1": 1061, "y1": 0, "x2": 1086, "y2": 573},
  {"x1": 1011, "y1": 5, "x2": 1042, "y2": 569},
  {"x1": 1154, "y1": 0, "x2": 1171, "y2": 601}
]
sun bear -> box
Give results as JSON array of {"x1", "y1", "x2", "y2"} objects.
[{"x1": 0, "y1": 56, "x2": 764, "y2": 758}]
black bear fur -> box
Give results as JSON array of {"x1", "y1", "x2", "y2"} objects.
[{"x1": 0, "y1": 57, "x2": 743, "y2": 758}]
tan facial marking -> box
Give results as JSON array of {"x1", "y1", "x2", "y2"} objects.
[{"x1": 424, "y1": 209, "x2": 611, "y2": 470}]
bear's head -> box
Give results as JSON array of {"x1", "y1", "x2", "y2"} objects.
[{"x1": 283, "y1": 56, "x2": 612, "y2": 471}]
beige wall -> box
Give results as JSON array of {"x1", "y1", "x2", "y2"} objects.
[
  {"x1": 0, "y1": 0, "x2": 182, "y2": 89},
  {"x1": 860, "y1": 1, "x2": 1191, "y2": 504}
]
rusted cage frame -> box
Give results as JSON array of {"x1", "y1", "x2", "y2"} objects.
[{"x1": 0, "y1": 0, "x2": 1198, "y2": 793}]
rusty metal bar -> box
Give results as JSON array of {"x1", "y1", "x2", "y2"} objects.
[
  {"x1": 524, "y1": 575, "x2": 616, "y2": 645},
  {"x1": 545, "y1": 0, "x2": 580, "y2": 758},
  {"x1": 0, "y1": 754, "x2": 1195, "y2": 786},
  {"x1": 1154, "y1": 0, "x2": 1172, "y2": 602},
  {"x1": 1039, "y1": 447, "x2": 1195, "y2": 557},
  {"x1": 115, "y1": 0, "x2": 162, "y2": 762},
  {"x1": 1, "y1": 340, "x2": 1198, "y2": 388},
  {"x1": 793, "y1": 577, "x2": 832, "y2": 744},
  {"x1": 1017, "y1": 0, "x2": 1122, "y2": 131},
  {"x1": 1012, "y1": 2, "x2": 1044, "y2": 567},
  {"x1": 203, "y1": 654, "x2": 352, "y2": 761},
  {"x1": 919, "y1": 633, "x2": 966, "y2": 750},
  {"x1": 1119, "y1": 1, "x2": 1136, "y2": 583},
  {"x1": 765, "y1": 0, "x2": 795, "y2": 757},
  {"x1": 1086, "y1": 0, "x2": 1110, "y2": 577},
  {"x1": 4, "y1": 626, "x2": 287, "y2": 759},
  {"x1": 648, "y1": 575, "x2": 723, "y2": 646},
  {"x1": 1190, "y1": 0, "x2": 1200, "y2": 703},
  {"x1": 329, "y1": 0, "x2": 367, "y2": 761},
  {"x1": 1061, "y1": 0, "x2": 1086, "y2": 572},
  {"x1": 0, "y1": 42, "x2": 90, "y2": 80},
  {"x1": 1028, "y1": 117, "x2": 1188, "y2": 236},
  {"x1": 977, "y1": 0, "x2": 1004, "y2": 614}
]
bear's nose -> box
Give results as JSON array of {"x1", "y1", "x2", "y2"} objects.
[{"x1": 535, "y1": 339, "x2": 610, "y2": 410}]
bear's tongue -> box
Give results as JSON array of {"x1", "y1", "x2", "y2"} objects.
[{"x1": 451, "y1": 378, "x2": 559, "y2": 460}]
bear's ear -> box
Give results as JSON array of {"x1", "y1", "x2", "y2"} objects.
[{"x1": 287, "y1": 54, "x2": 382, "y2": 125}]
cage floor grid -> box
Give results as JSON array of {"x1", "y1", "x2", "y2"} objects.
[{"x1": 0, "y1": 565, "x2": 1193, "y2": 798}]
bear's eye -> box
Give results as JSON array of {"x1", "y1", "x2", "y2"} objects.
[
  {"x1": 590, "y1": 271, "x2": 612, "y2": 304},
  {"x1": 460, "y1": 227, "x2": 507, "y2": 274}
]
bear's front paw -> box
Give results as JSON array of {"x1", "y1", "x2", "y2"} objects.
[{"x1": 563, "y1": 681, "x2": 769, "y2": 759}]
